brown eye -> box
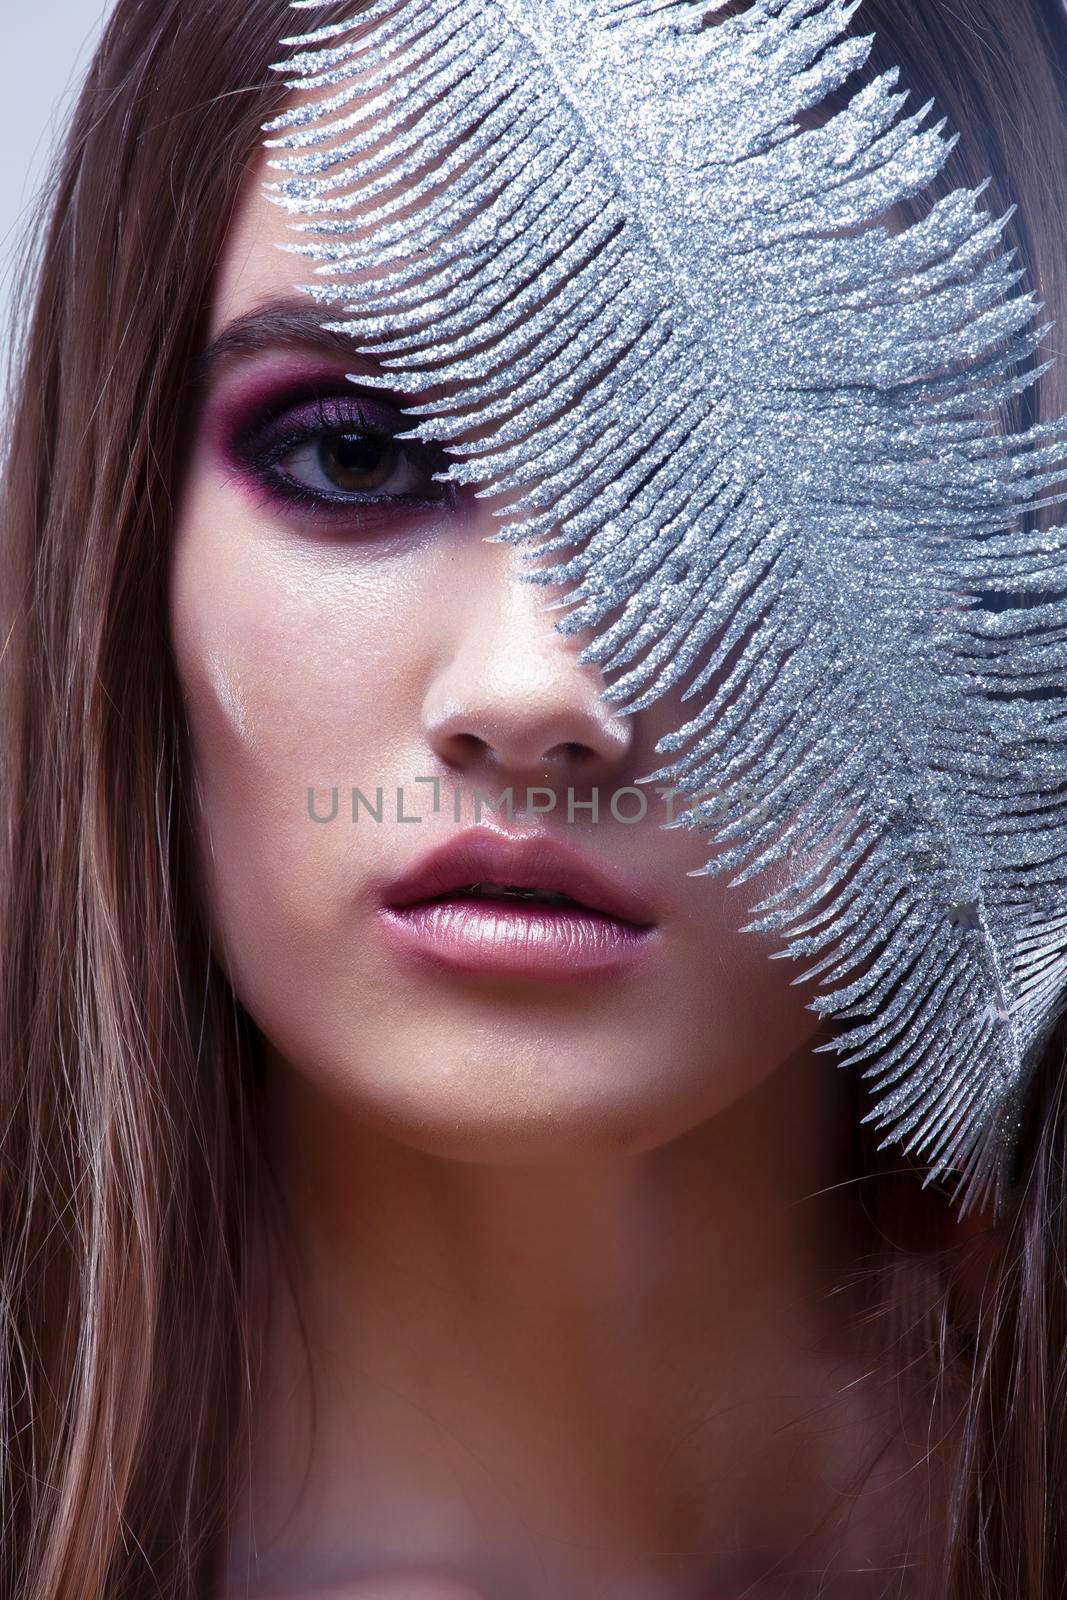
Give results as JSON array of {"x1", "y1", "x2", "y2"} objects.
[
  {"x1": 319, "y1": 431, "x2": 400, "y2": 493},
  {"x1": 276, "y1": 428, "x2": 437, "y2": 500}
]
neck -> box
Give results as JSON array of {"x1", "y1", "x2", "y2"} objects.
[{"x1": 223, "y1": 1045, "x2": 925, "y2": 1599}]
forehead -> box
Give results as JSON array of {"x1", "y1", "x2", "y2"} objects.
[
  {"x1": 211, "y1": 54, "x2": 405, "y2": 341},
  {"x1": 207, "y1": 29, "x2": 849, "y2": 351},
  {"x1": 210, "y1": 124, "x2": 321, "y2": 339}
]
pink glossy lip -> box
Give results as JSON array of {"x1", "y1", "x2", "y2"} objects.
[
  {"x1": 379, "y1": 828, "x2": 659, "y2": 927},
  {"x1": 375, "y1": 828, "x2": 661, "y2": 980}
]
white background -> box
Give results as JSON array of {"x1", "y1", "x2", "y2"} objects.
[{"x1": 1, "y1": 3, "x2": 111, "y2": 403}]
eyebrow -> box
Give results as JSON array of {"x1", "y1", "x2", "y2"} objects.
[{"x1": 191, "y1": 297, "x2": 379, "y2": 387}]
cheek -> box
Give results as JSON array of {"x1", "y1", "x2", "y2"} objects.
[
  {"x1": 166, "y1": 475, "x2": 428, "y2": 993},
  {"x1": 666, "y1": 860, "x2": 826, "y2": 1107}
]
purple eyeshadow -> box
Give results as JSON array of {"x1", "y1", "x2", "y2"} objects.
[{"x1": 204, "y1": 365, "x2": 456, "y2": 527}]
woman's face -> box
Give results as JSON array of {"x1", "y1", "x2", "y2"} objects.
[{"x1": 167, "y1": 134, "x2": 824, "y2": 1165}]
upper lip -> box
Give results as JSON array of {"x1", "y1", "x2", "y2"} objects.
[{"x1": 378, "y1": 829, "x2": 659, "y2": 929}]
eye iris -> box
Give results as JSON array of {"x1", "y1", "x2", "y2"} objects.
[{"x1": 319, "y1": 431, "x2": 397, "y2": 492}]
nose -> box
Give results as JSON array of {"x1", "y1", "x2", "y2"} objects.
[{"x1": 421, "y1": 541, "x2": 635, "y2": 785}]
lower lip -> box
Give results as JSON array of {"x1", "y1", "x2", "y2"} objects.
[{"x1": 376, "y1": 896, "x2": 659, "y2": 979}]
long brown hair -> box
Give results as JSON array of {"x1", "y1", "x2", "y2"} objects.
[{"x1": 1, "y1": 3, "x2": 1066, "y2": 1596}]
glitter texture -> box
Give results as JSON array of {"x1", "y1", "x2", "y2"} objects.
[{"x1": 262, "y1": 0, "x2": 1067, "y2": 1218}]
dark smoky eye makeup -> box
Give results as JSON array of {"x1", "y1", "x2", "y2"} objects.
[{"x1": 210, "y1": 371, "x2": 457, "y2": 527}]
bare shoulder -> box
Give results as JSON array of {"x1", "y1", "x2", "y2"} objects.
[
  {"x1": 317, "y1": 1584, "x2": 488, "y2": 1600},
  {"x1": 224, "y1": 1577, "x2": 491, "y2": 1600}
]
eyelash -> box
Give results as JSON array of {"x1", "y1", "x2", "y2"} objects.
[{"x1": 228, "y1": 389, "x2": 450, "y2": 519}]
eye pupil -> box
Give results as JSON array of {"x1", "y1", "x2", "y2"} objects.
[{"x1": 319, "y1": 431, "x2": 396, "y2": 491}]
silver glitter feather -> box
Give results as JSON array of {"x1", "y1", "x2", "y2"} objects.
[{"x1": 262, "y1": 0, "x2": 1067, "y2": 1218}]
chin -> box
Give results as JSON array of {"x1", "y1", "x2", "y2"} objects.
[{"x1": 289, "y1": 1037, "x2": 767, "y2": 1166}]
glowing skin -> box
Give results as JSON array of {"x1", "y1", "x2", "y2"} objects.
[{"x1": 169, "y1": 108, "x2": 936, "y2": 1600}]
